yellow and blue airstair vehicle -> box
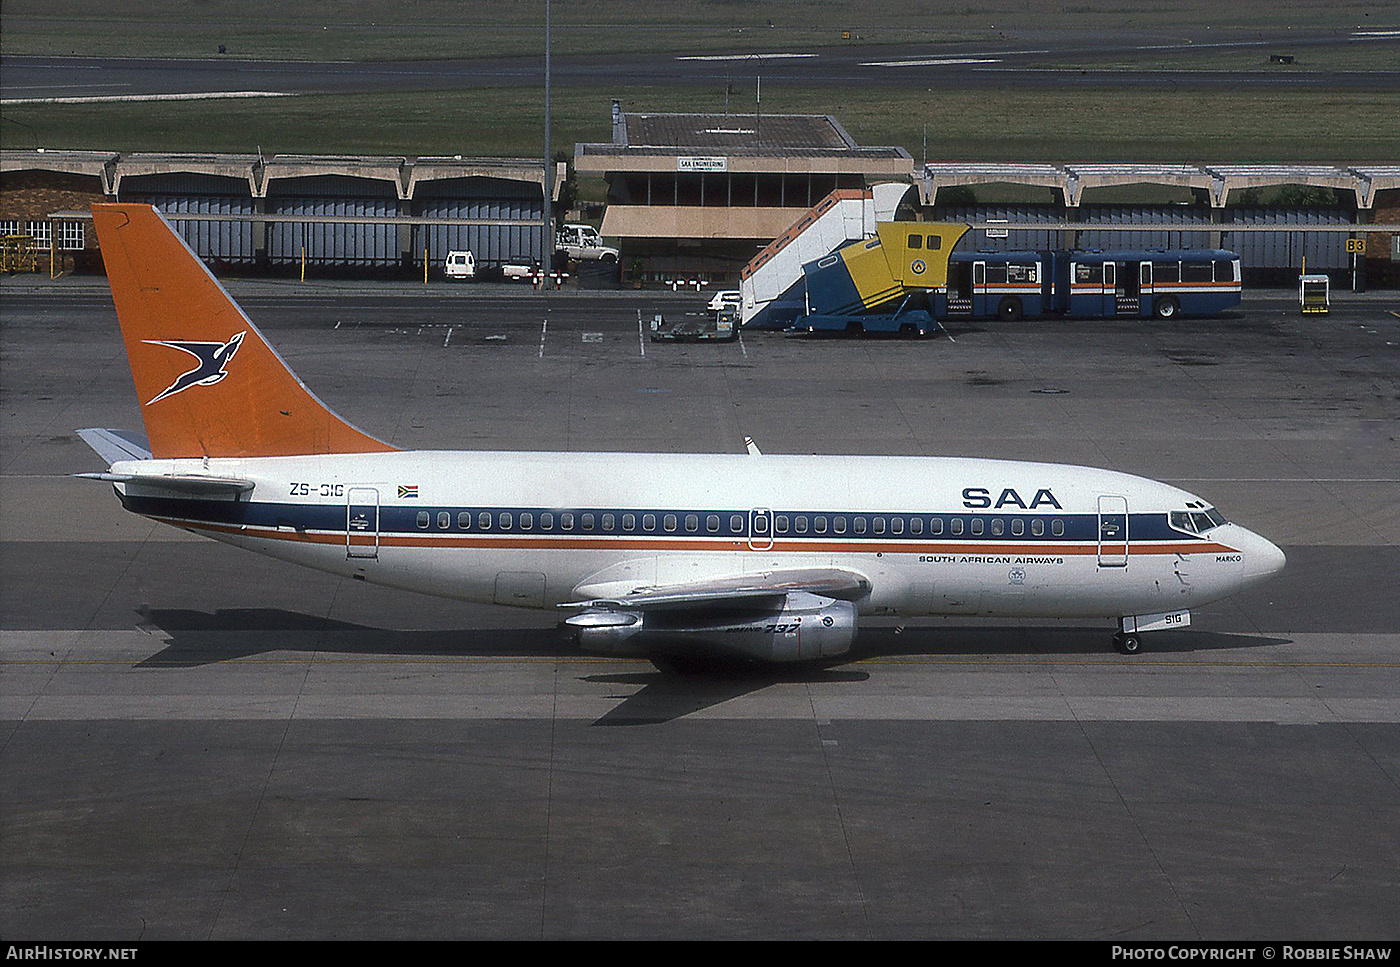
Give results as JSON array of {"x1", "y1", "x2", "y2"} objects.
[{"x1": 796, "y1": 222, "x2": 969, "y2": 335}]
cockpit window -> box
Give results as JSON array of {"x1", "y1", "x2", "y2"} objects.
[{"x1": 1170, "y1": 507, "x2": 1228, "y2": 535}]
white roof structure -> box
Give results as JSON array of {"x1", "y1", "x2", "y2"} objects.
[{"x1": 921, "y1": 163, "x2": 1400, "y2": 208}]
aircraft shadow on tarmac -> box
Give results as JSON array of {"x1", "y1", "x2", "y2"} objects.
[
  {"x1": 133, "y1": 606, "x2": 1288, "y2": 668},
  {"x1": 130, "y1": 607, "x2": 1290, "y2": 724}
]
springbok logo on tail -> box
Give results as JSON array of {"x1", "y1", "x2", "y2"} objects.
[{"x1": 144, "y1": 331, "x2": 246, "y2": 404}]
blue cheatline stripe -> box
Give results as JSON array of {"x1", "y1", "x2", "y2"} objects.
[{"x1": 119, "y1": 494, "x2": 1215, "y2": 545}]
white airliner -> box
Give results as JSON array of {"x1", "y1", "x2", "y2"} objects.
[{"x1": 78, "y1": 204, "x2": 1285, "y2": 661}]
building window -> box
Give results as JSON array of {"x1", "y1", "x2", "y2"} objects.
[
  {"x1": 0, "y1": 221, "x2": 19, "y2": 237},
  {"x1": 56, "y1": 222, "x2": 85, "y2": 250},
  {"x1": 24, "y1": 222, "x2": 51, "y2": 250}
]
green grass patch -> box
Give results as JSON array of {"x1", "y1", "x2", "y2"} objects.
[{"x1": 3, "y1": 85, "x2": 1396, "y2": 164}]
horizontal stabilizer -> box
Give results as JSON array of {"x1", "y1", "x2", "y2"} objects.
[
  {"x1": 77, "y1": 428, "x2": 153, "y2": 465},
  {"x1": 74, "y1": 471, "x2": 254, "y2": 496},
  {"x1": 563, "y1": 566, "x2": 871, "y2": 612}
]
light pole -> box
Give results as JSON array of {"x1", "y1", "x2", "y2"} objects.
[{"x1": 542, "y1": 0, "x2": 553, "y2": 283}]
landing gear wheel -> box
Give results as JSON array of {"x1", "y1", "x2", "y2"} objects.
[{"x1": 1113, "y1": 632, "x2": 1143, "y2": 655}]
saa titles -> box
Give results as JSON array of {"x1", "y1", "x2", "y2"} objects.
[{"x1": 962, "y1": 487, "x2": 1062, "y2": 510}]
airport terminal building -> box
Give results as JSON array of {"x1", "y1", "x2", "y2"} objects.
[
  {"x1": 2, "y1": 135, "x2": 1397, "y2": 286},
  {"x1": 573, "y1": 101, "x2": 914, "y2": 283}
]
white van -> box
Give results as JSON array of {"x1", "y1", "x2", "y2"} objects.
[{"x1": 445, "y1": 250, "x2": 476, "y2": 281}]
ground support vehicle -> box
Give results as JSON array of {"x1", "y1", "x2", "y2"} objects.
[
  {"x1": 795, "y1": 231, "x2": 1243, "y2": 333},
  {"x1": 1299, "y1": 273, "x2": 1330, "y2": 314},
  {"x1": 649, "y1": 309, "x2": 738, "y2": 342}
]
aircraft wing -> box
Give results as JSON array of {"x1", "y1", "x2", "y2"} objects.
[{"x1": 563, "y1": 566, "x2": 870, "y2": 612}]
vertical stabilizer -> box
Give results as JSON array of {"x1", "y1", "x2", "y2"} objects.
[{"x1": 92, "y1": 203, "x2": 397, "y2": 458}]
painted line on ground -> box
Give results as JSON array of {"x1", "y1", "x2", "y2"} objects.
[
  {"x1": 676, "y1": 53, "x2": 817, "y2": 61},
  {"x1": 862, "y1": 58, "x2": 1002, "y2": 67},
  {"x1": 1, "y1": 91, "x2": 295, "y2": 105}
]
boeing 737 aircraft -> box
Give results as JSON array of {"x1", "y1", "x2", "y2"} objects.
[{"x1": 78, "y1": 204, "x2": 1285, "y2": 660}]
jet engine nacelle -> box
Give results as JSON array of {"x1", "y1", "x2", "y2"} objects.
[{"x1": 567, "y1": 591, "x2": 857, "y2": 662}]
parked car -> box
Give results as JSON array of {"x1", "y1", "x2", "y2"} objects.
[{"x1": 445, "y1": 250, "x2": 476, "y2": 281}]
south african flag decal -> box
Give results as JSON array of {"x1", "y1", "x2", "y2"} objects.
[{"x1": 398, "y1": 485, "x2": 419, "y2": 499}]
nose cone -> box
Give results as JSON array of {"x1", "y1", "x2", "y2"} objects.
[{"x1": 1237, "y1": 527, "x2": 1286, "y2": 585}]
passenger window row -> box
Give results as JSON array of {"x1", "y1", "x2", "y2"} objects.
[
  {"x1": 413, "y1": 510, "x2": 1067, "y2": 538},
  {"x1": 773, "y1": 515, "x2": 1064, "y2": 537}
]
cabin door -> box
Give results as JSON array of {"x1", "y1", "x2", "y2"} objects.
[
  {"x1": 1097, "y1": 495, "x2": 1128, "y2": 568},
  {"x1": 748, "y1": 507, "x2": 774, "y2": 551},
  {"x1": 346, "y1": 487, "x2": 380, "y2": 559}
]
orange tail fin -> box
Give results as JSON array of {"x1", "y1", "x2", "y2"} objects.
[{"x1": 92, "y1": 203, "x2": 396, "y2": 458}]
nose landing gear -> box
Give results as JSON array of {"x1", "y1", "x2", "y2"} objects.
[
  {"x1": 1112, "y1": 630, "x2": 1143, "y2": 655},
  {"x1": 1113, "y1": 609, "x2": 1190, "y2": 654}
]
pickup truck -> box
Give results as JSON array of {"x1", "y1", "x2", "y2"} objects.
[
  {"x1": 556, "y1": 224, "x2": 619, "y2": 262},
  {"x1": 501, "y1": 258, "x2": 538, "y2": 281}
]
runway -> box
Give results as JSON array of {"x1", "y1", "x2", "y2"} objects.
[
  {"x1": 4, "y1": 27, "x2": 1399, "y2": 101},
  {"x1": 2, "y1": 280, "x2": 1398, "y2": 938}
]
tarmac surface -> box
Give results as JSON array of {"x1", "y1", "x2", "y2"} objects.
[
  {"x1": 5, "y1": 28, "x2": 1400, "y2": 101},
  {"x1": 2, "y1": 278, "x2": 1398, "y2": 939}
]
